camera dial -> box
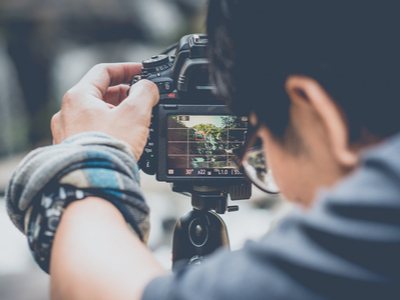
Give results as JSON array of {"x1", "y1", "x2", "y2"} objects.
[{"x1": 142, "y1": 55, "x2": 170, "y2": 69}]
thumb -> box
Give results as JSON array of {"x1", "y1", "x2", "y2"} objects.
[{"x1": 117, "y1": 80, "x2": 159, "y2": 116}]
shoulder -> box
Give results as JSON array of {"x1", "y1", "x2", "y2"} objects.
[{"x1": 143, "y1": 134, "x2": 400, "y2": 300}]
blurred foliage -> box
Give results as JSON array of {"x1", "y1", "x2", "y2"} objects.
[{"x1": 0, "y1": 0, "x2": 207, "y2": 156}]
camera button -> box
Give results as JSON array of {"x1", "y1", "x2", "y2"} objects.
[
  {"x1": 163, "y1": 104, "x2": 178, "y2": 110},
  {"x1": 167, "y1": 92, "x2": 177, "y2": 99},
  {"x1": 144, "y1": 148, "x2": 153, "y2": 154}
]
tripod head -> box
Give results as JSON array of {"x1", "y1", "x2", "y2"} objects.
[
  {"x1": 171, "y1": 183, "x2": 251, "y2": 270},
  {"x1": 172, "y1": 182, "x2": 252, "y2": 212}
]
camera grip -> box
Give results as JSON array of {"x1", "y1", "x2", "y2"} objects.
[{"x1": 139, "y1": 113, "x2": 157, "y2": 175}]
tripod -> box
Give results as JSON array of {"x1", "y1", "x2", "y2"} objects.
[{"x1": 171, "y1": 185, "x2": 245, "y2": 270}]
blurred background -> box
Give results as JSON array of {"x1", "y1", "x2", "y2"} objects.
[{"x1": 0, "y1": 1, "x2": 291, "y2": 299}]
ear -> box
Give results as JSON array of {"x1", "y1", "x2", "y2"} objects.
[{"x1": 285, "y1": 76, "x2": 358, "y2": 168}]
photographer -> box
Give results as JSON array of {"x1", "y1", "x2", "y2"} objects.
[{"x1": 6, "y1": 1, "x2": 400, "y2": 299}]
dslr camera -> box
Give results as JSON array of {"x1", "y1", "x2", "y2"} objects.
[{"x1": 132, "y1": 34, "x2": 251, "y2": 200}]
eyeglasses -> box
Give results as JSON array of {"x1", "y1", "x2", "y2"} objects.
[{"x1": 234, "y1": 123, "x2": 280, "y2": 194}]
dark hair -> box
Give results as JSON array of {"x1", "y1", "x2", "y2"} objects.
[{"x1": 207, "y1": 0, "x2": 400, "y2": 142}]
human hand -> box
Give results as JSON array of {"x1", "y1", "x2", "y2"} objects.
[{"x1": 51, "y1": 63, "x2": 159, "y2": 160}]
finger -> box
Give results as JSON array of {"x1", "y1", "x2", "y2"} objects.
[
  {"x1": 104, "y1": 84, "x2": 131, "y2": 106},
  {"x1": 117, "y1": 80, "x2": 159, "y2": 117},
  {"x1": 73, "y1": 63, "x2": 142, "y2": 99}
]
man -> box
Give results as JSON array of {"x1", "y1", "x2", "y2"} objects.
[{"x1": 6, "y1": 1, "x2": 400, "y2": 299}]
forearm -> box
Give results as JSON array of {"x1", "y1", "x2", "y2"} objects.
[{"x1": 50, "y1": 197, "x2": 166, "y2": 300}]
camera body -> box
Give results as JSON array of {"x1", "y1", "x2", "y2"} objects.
[{"x1": 132, "y1": 34, "x2": 251, "y2": 198}]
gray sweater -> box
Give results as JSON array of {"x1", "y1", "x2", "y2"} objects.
[{"x1": 143, "y1": 133, "x2": 400, "y2": 300}]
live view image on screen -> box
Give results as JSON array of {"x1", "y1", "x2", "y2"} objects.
[{"x1": 167, "y1": 115, "x2": 248, "y2": 177}]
